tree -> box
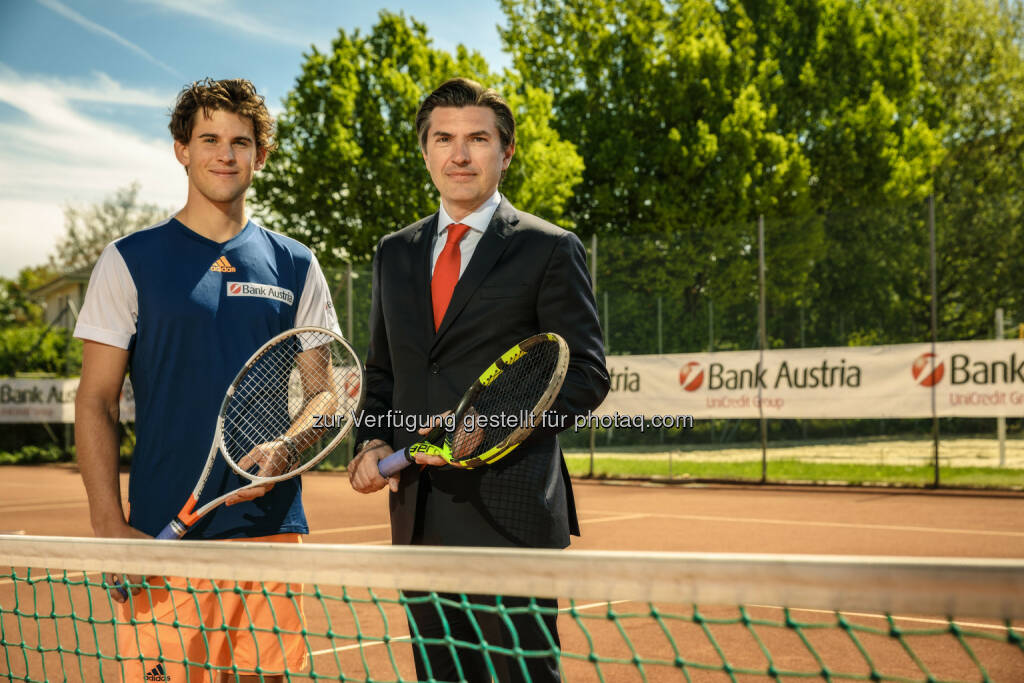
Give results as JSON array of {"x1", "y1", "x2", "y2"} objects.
[
  {"x1": 252, "y1": 11, "x2": 584, "y2": 271},
  {"x1": 0, "y1": 266, "x2": 80, "y2": 377},
  {"x1": 49, "y1": 183, "x2": 167, "y2": 272},
  {"x1": 500, "y1": 0, "x2": 818, "y2": 351},
  {"x1": 0, "y1": 266, "x2": 50, "y2": 327},
  {"x1": 726, "y1": 0, "x2": 945, "y2": 346},
  {"x1": 899, "y1": 0, "x2": 1024, "y2": 340}
]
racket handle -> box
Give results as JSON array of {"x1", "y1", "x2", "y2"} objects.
[
  {"x1": 111, "y1": 575, "x2": 129, "y2": 602},
  {"x1": 377, "y1": 448, "x2": 414, "y2": 478},
  {"x1": 155, "y1": 519, "x2": 188, "y2": 540}
]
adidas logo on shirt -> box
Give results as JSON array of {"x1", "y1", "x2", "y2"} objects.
[
  {"x1": 144, "y1": 663, "x2": 170, "y2": 681},
  {"x1": 210, "y1": 256, "x2": 236, "y2": 272}
]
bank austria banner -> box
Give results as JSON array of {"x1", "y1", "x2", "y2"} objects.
[
  {"x1": 596, "y1": 339, "x2": 1024, "y2": 419},
  {"x1": 0, "y1": 378, "x2": 134, "y2": 424}
]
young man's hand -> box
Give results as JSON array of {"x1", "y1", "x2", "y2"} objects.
[{"x1": 348, "y1": 440, "x2": 397, "y2": 493}]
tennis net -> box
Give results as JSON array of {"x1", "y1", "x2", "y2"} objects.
[{"x1": 2, "y1": 535, "x2": 1023, "y2": 681}]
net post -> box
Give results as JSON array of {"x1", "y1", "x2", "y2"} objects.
[
  {"x1": 996, "y1": 307, "x2": 1006, "y2": 467},
  {"x1": 590, "y1": 233, "x2": 597, "y2": 478},
  {"x1": 928, "y1": 194, "x2": 940, "y2": 487},
  {"x1": 708, "y1": 297, "x2": 715, "y2": 446},
  {"x1": 757, "y1": 214, "x2": 767, "y2": 484}
]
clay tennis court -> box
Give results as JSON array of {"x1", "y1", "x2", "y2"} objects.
[{"x1": 2, "y1": 464, "x2": 1024, "y2": 680}]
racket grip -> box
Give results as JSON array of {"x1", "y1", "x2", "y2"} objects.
[
  {"x1": 111, "y1": 576, "x2": 129, "y2": 602},
  {"x1": 155, "y1": 519, "x2": 188, "y2": 540},
  {"x1": 377, "y1": 448, "x2": 414, "y2": 478}
]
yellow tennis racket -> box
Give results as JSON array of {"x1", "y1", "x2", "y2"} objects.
[{"x1": 377, "y1": 332, "x2": 569, "y2": 476}]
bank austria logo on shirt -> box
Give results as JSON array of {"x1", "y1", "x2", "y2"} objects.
[{"x1": 226, "y1": 281, "x2": 295, "y2": 306}]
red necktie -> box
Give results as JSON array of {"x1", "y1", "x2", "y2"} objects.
[{"x1": 431, "y1": 222, "x2": 471, "y2": 330}]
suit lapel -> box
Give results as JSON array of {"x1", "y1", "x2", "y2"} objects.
[
  {"x1": 412, "y1": 214, "x2": 438, "y2": 342},
  {"x1": 432, "y1": 199, "x2": 519, "y2": 344}
]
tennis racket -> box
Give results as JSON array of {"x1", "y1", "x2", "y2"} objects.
[
  {"x1": 377, "y1": 332, "x2": 569, "y2": 477},
  {"x1": 112, "y1": 326, "x2": 363, "y2": 599}
]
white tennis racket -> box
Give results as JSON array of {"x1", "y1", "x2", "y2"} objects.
[{"x1": 112, "y1": 326, "x2": 363, "y2": 597}]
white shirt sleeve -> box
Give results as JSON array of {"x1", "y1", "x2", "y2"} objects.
[
  {"x1": 294, "y1": 253, "x2": 341, "y2": 336},
  {"x1": 73, "y1": 242, "x2": 138, "y2": 349}
]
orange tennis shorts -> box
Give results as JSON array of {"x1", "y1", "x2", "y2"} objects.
[{"x1": 114, "y1": 533, "x2": 307, "y2": 682}]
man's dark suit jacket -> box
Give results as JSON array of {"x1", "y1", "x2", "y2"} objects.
[{"x1": 357, "y1": 197, "x2": 609, "y2": 549}]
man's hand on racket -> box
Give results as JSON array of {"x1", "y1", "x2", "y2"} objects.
[
  {"x1": 410, "y1": 410, "x2": 486, "y2": 464},
  {"x1": 222, "y1": 440, "x2": 287, "y2": 506},
  {"x1": 349, "y1": 412, "x2": 486, "y2": 494},
  {"x1": 225, "y1": 388, "x2": 340, "y2": 506}
]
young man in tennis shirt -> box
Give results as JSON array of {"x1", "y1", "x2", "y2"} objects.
[{"x1": 74, "y1": 78, "x2": 338, "y2": 682}]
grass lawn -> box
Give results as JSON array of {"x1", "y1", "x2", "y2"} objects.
[{"x1": 564, "y1": 438, "x2": 1024, "y2": 489}]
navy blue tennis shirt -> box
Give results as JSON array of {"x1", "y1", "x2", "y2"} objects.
[{"x1": 75, "y1": 218, "x2": 339, "y2": 539}]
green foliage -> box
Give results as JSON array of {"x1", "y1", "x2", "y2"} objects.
[
  {"x1": 0, "y1": 326, "x2": 82, "y2": 377},
  {"x1": 502, "y1": 85, "x2": 584, "y2": 226},
  {"x1": 502, "y1": 0, "x2": 813, "y2": 232},
  {"x1": 0, "y1": 430, "x2": 134, "y2": 465},
  {"x1": 499, "y1": 0, "x2": 825, "y2": 350},
  {"x1": 735, "y1": 0, "x2": 941, "y2": 208},
  {"x1": 500, "y1": 0, "x2": 1017, "y2": 350},
  {"x1": 564, "y1": 455, "x2": 1022, "y2": 488},
  {"x1": 0, "y1": 266, "x2": 52, "y2": 327},
  {"x1": 252, "y1": 11, "x2": 583, "y2": 270},
  {"x1": 904, "y1": 0, "x2": 1024, "y2": 340},
  {"x1": 0, "y1": 444, "x2": 67, "y2": 465},
  {"x1": 50, "y1": 183, "x2": 167, "y2": 273},
  {"x1": 733, "y1": 0, "x2": 945, "y2": 347}
]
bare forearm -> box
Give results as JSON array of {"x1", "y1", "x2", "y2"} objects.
[{"x1": 75, "y1": 395, "x2": 131, "y2": 537}]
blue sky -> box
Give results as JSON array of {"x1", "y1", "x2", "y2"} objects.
[{"x1": 0, "y1": 0, "x2": 511, "y2": 277}]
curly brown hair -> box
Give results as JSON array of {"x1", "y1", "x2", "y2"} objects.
[{"x1": 168, "y1": 78, "x2": 277, "y2": 153}]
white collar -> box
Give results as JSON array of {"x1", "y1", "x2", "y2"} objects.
[{"x1": 437, "y1": 191, "x2": 501, "y2": 235}]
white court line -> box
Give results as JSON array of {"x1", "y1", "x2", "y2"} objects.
[
  {"x1": 311, "y1": 514, "x2": 650, "y2": 547},
  {"x1": 311, "y1": 635, "x2": 411, "y2": 656},
  {"x1": 581, "y1": 513, "x2": 651, "y2": 525},
  {"x1": 313, "y1": 600, "x2": 1024, "y2": 662},
  {"x1": 308, "y1": 602, "x2": 634, "y2": 657},
  {"x1": 307, "y1": 516, "x2": 651, "y2": 548},
  {"x1": 563, "y1": 599, "x2": 631, "y2": 612},
  {"x1": 560, "y1": 599, "x2": 1023, "y2": 635},
  {"x1": 747, "y1": 604, "x2": 1024, "y2": 635},
  {"x1": 580, "y1": 509, "x2": 1024, "y2": 538}
]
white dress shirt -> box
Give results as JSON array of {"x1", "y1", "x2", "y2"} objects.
[{"x1": 430, "y1": 191, "x2": 501, "y2": 278}]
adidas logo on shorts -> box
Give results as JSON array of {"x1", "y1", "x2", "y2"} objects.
[{"x1": 144, "y1": 663, "x2": 170, "y2": 681}]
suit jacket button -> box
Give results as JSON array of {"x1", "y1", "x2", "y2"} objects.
[{"x1": 430, "y1": 363, "x2": 440, "y2": 374}]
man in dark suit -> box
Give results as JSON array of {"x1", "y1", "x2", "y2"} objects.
[{"x1": 348, "y1": 77, "x2": 608, "y2": 682}]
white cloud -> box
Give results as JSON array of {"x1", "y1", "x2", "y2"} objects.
[
  {"x1": 140, "y1": 0, "x2": 314, "y2": 47},
  {"x1": 34, "y1": 70, "x2": 170, "y2": 108},
  {"x1": 0, "y1": 69, "x2": 182, "y2": 276},
  {"x1": 0, "y1": 200, "x2": 65, "y2": 277},
  {"x1": 33, "y1": 0, "x2": 183, "y2": 79}
]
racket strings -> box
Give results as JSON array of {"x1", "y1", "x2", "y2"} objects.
[
  {"x1": 222, "y1": 330, "x2": 362, "y2": 479},
  {"x1": 447, "y1": 339, "x2": 564, "y2": 459}
]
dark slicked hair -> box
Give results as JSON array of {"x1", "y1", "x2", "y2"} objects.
[
  {"x1": 169, "y1": 78, "x2": 277, "y2": 153},
  {"x1": 416, "y1": 78, "x2": 515, "y2": 151}
]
